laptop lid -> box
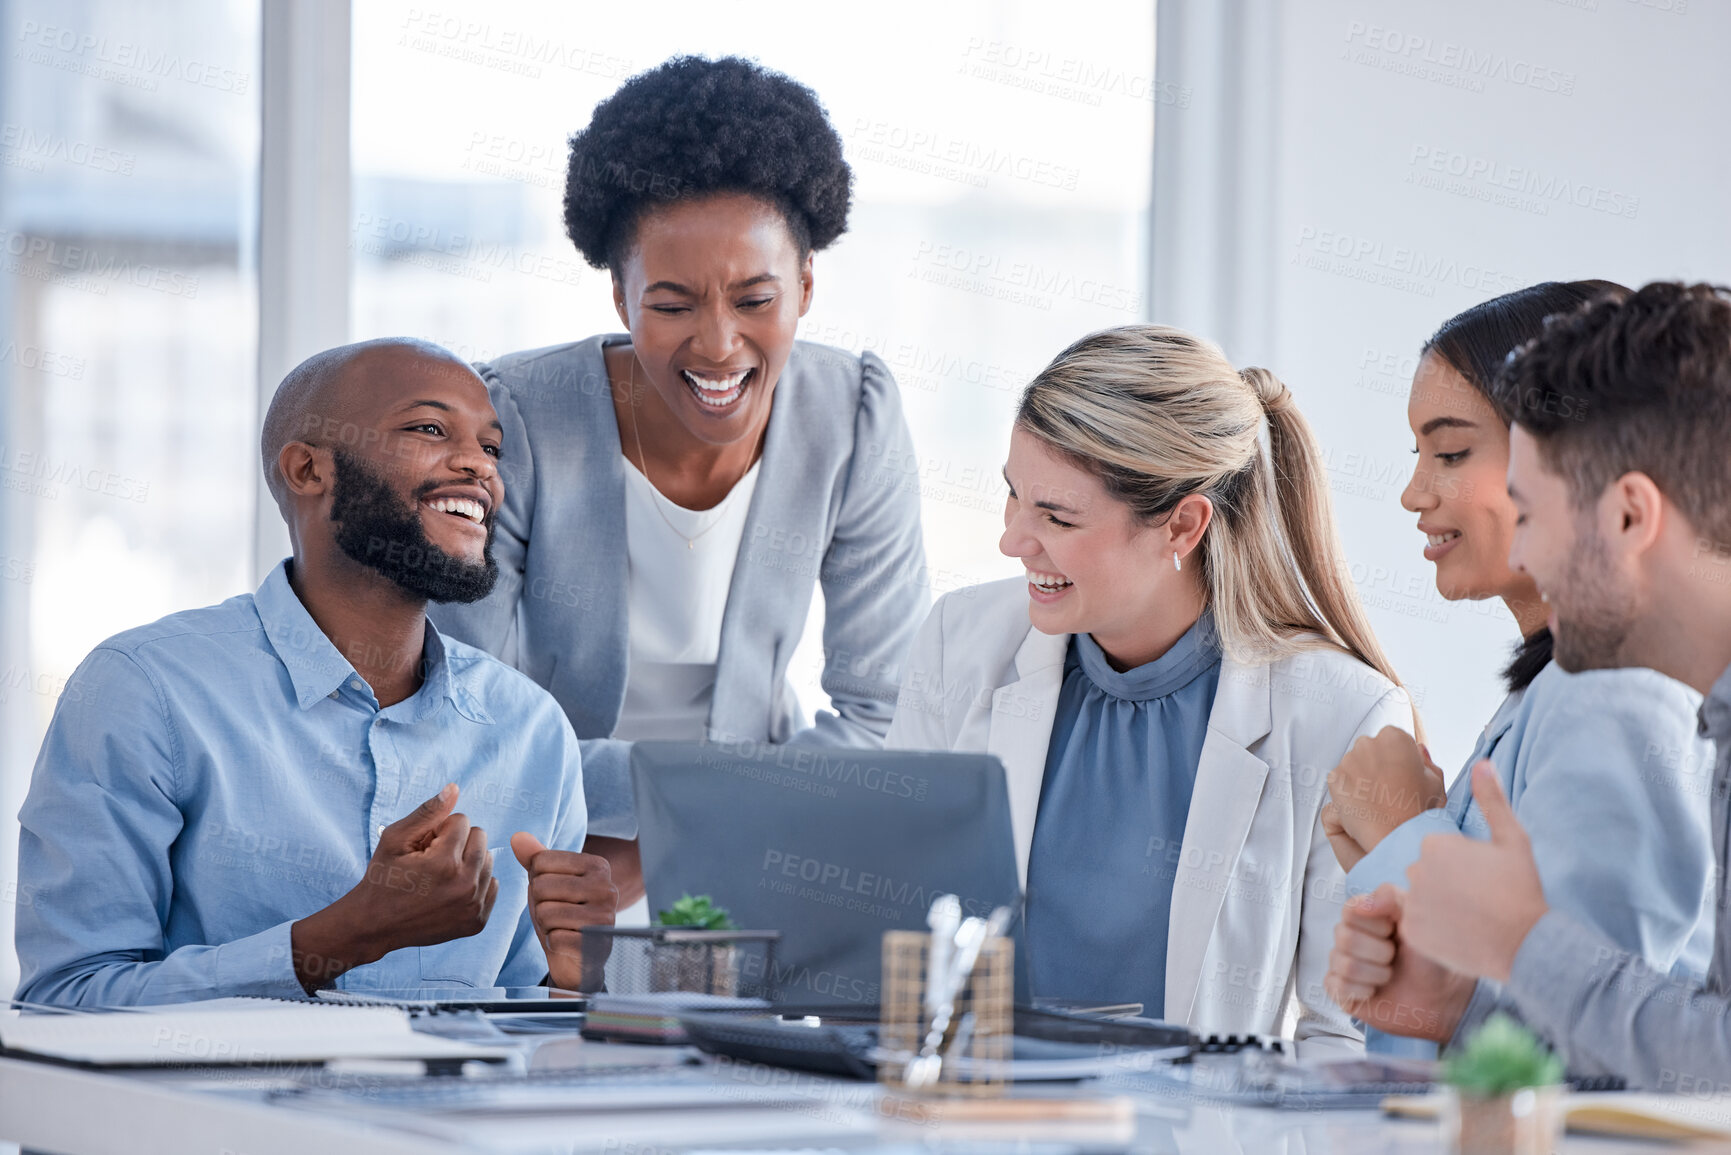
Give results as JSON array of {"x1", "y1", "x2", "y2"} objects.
[{"x1": 631, "y1": 740, "x2": 1027, "y2": 1009}]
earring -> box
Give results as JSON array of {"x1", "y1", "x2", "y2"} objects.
[{"x1": 1173, "y1": 551, "x2": 1182, "y2": 572}]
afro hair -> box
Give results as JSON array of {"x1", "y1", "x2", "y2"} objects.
[{"x1": 563, "y1": 55, "x2": 853, "y2": 271}]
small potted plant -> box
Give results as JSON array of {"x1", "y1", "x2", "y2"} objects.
[
  {"x1": 1439, "y1": 1014, "x2": 1566, "y2": 1155},
  {"x1": 579, "y1": 895, "x2": 779, "y2": 997},
  {"x1": 650, "y1": 894, "x2": 743, "y2": 995},
  {"x1": 657, "y1": 894, "x2": 739, "y2": 931}
]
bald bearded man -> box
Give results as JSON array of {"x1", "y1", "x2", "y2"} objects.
[{"x1": 15, "y1": 339, "x2": 616, "y2": 1006}]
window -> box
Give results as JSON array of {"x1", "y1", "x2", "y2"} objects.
[{"x1": 0, "y1": 0, "x2": 260, "y2": 996}]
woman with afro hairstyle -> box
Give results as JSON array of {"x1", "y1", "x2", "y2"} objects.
[{"x1": 431, "y1": 56, "x2": 928, "y2": 913}]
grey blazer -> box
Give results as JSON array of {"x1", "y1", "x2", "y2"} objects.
[{"x1": 430, "y1": 335, "x2": 930, "y2": 837}]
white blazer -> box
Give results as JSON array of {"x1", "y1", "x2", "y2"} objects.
[{"x1": 885, "y1": 577, "x2": 1413, "y2": 1054}]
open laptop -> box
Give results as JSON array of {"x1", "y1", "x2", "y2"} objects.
[{"x1": 631, "y1": 740, "x2": 1028, "y2": 1009}]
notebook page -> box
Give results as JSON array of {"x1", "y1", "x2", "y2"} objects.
[{"x1": 0, "y1": 1002, "x2": 502, "y2": 1065}]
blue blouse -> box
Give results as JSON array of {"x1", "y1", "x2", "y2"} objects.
[{"x1": 1024, "y1": 611, "x2": 1222, "y2": 1017}]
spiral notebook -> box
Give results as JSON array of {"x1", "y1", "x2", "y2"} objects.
[{"x1": 0, "y1": 997, "x2": 508, "y2": 1067}]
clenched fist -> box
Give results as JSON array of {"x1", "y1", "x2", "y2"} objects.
[
  {"x1": 1324, "y1": 883, "x2": 1474, "y2": 1043},
  {"x1": 291, "y1": 783, "x2": 499, "y2": 992},
  {"x1": 1322, "y1": 726, "x2": 1448, "y2": 869}
]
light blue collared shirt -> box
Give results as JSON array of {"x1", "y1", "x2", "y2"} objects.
[
  {"x1": 15, "y1": 560, "x2": 587, "y2": 1007},
  {"x1": 1347, "y1": 661, "x2": 1716, "y2": 1055},
  {"x1": 1488, "y1": 662, "x2": 1731, "y2": 1087}
]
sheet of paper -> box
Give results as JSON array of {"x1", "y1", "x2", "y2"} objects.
[{"x1": 0, "y1": 1001, "x2": 507, "y2": 1065}]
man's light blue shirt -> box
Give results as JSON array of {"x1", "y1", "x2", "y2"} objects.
[
  {"x1": 15, "y1": 560, "x2": 588, "y2": 1007},
  {"x1": 1489, "y1": 661, "x2": 1731, "y2": 1088},
  {"x1": 1346, "y1": 661, "x2": 1716, "y2": 1054}
]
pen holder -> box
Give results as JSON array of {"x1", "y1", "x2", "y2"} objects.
[
  {"x1": 879, "y1": 929, "x2": 1012, "y2": 1097},
  {"x1": 1441, "y1": 1085, "x2": 1565, "y2": 1155}
]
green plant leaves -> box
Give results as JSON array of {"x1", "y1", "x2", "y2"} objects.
[
  {"x1": 655, "y1": 893, "x2": 739, "y2": 930},
  {"x1": 1441, "y1": 1013, "x2": 1565, "y2": 1096}
]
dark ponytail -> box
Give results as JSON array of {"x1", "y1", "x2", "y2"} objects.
[{"x1": 1501, "y1": 629, "x2": 1553, "y2": 693}]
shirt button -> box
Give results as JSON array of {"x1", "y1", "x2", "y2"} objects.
[{"x1": 350, "y1": 678, "x2": 365, "y2": 691}]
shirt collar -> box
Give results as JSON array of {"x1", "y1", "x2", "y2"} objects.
[
  {"x1": 256, "y1": 560, "x2": 358, "y2": 709},
  {"x1": 1699, "y1": 660, "x2": 1731, "y2": 741},
  {"x1": 1071, "y1": 610, "x2": 1222, "y2": 703},
  {"x1": 1484, "y1": 666, "x2": 1542, "y2": 744},
  {"x1": 255, "y1": 558, "x2": 491, "y2": 724},
  {"x1": 413, "y1": 623, "x2": 493, "y2": 725}
]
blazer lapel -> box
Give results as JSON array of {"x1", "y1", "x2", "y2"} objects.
[
  {"x1": 558, "y1": 338, "x2": 630, "y2": 735},
  {"x1": 985, "y1": 626, "x2": 1067, "y2": 890},
  {"x1": 1165, "y1": 657, "x2": 1271, "y2": 1023},
  {"x1": 709, "y1": 350, "x2": 832, "y2": 744}
]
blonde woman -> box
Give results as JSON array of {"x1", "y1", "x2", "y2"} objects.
[{"x1": 887, "y1": 325, "x2": 1414, "y2": 1054}]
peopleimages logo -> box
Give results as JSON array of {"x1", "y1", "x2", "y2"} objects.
[
  {"x1": 349, "y1": 212, "x2": 592, "y2": 288},
  {"x1": 396, "y1": 10, "x2": 636, "y2": 82},
  {"x1": 957, "y1": 37, "x2": 1192, "y2": 109},
  {"x1": 1407, "y1": 145, "x2": 1640, "y2": 220},
  {"x1": 758, "y1": 849, "x2": 998, "y2": 920},
  {"x1": 909, "y1": 242, "x2": 1143, "y2": 314},
  {"x1": 16, "y1": 20, "x2": 251, "y2": 94},
  {"x1": 1341, "y1": 21, "x2": 1577, "y2": 97},
  {"x1": 1291, "y1": 226, "x2": 1522, "y2": 297},
  {"x1": 849, "y1": 119, "x2": 1081, "y2": 192},
  {"x1": 0, "y1": 123, "x2": 134, "y2": 175},
  {"x1": 0, "y1": 445, "x2": 149, "y2": 502},
  {"x1": 0, "y1": 228, "x2": 199, "y2": 298},
  {"x1": 706, "y1": 739, "x2": 929, "y2": 801}
]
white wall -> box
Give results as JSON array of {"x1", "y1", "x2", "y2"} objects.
[{"x1": 1151, "y1": 0, "x2": 1727, "y2": 774}]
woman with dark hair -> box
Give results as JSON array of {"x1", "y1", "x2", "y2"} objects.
[
  {"x1": 1321, "y1": 281, "x2": 1717, "y2": 1055},
  {"x1": 431, "y1": 57, "x2": 928, "y2": 909}
]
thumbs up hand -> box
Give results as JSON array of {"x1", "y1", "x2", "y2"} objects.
[
  {"x1": 1400, "y1": 762, "x2": 1549, "y2": 984},
  {"x1": 512, "y1": 831, "x2": 618, "y2": 991}
]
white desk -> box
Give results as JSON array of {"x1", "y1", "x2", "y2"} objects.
[{"x1": 0, "y1": 1042, "x2": 1716, "y2": 1155}]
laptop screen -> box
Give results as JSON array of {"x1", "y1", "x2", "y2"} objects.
[{"x1": 631, "y1": 741, "x2": 1026, "y2": 1008}]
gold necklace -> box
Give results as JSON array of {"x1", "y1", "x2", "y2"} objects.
[{"x1": 625, "y1": 370, "x2": 760, "y2": 551}]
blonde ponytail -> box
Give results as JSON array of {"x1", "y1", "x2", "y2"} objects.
[
  {"x1": 1017, "y1": 326, "x2": 1418, "y2": 731},
  {"x1": 1238, "y1": 366, "x2": 1408, "y2": 708}
]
